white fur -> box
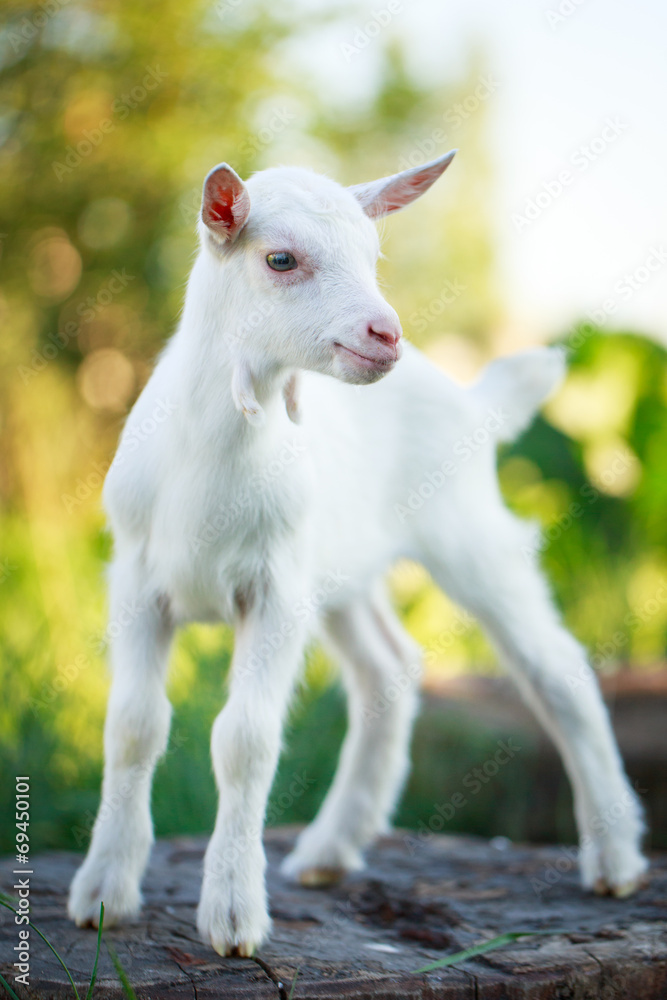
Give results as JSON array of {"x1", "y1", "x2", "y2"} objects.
[{"x1": 68, "y1": 154, "x2": 647, "y2": 954}]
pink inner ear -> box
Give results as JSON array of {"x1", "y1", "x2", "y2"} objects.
[
  {"x1": 382, "y1": 177, "x2": 424, "y2": 213},
  {"x1": 351, "y1": 150, "x2": 456, "y2": 220},
  {"x1": 208, "y1": 195, "x2": 235, "y2": 228},
  {"x1": 202, "y1": 164, "x2": 250, "y2": 239}
]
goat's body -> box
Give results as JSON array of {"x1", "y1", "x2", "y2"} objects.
[
  {"x1": 106, "y1": 337, "x2": 540, "y2": 628},
  {"x1": 70, "y1": 156, "x2": 648, "y2": 955},
  {"x1": 107, "y1": 341, "x2": 479, "y2": 623}
]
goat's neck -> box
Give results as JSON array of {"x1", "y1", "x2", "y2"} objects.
[{"x1": 174, "y1": 253, "x2": 292, "y2": 446}]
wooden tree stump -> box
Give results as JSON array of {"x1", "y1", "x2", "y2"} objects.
[{"x1": 2, "y1": 827, "x2": 666, "y2": 998}]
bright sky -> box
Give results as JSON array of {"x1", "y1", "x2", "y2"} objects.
[{"x1": 283, "y1": 0, "x2": 667, "y2": 346}]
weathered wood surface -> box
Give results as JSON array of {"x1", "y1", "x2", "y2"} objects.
[{"x1": 1, "y1": 827, "x2": 666, "y2": 999}]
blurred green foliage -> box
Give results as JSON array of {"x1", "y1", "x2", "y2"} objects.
[{"x1": 1, "y1": 1, "x2": 665, "y2": 854}]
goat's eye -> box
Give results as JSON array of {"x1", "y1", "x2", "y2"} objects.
[{"x1": 266, "y1": 251, "x2": 297, "y2": 271}]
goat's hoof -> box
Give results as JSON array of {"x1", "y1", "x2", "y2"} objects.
[
  {"x1": 297, "y1": 866, "x2": 346, "y2": 887},
  {"x1": 197, "y1": 871, "x2": 270, "y2": 958},
  {"x1": 206, "y1": 932, "x2": 263, "y2": 959},
  {"x1": 68, "y1": 861, "x2": 142, "y2": 928},
  {"x1": 579, "y1": 823, "x2": 649, "y2": 901},
  {"x1": 201, "y1": 922, "x2": 266, "y2": 958},
  {"x1": 227, "y1": 942, "x2": 256, "y2": 958},
  {"x1": 592, "y1": 873, "x2": 647, "y2": 898},
  {"x1": 281, "y1": 837, "x2": 364, "y2": 886}
]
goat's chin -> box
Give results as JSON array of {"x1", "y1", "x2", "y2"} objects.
[
  {"x1": 330, "y1": 346, "x2": 397, "y2": 385},
  {"x1": 337, "y1": 365, "x2": 393, "y2": 385}
]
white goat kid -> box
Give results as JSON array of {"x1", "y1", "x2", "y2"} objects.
[{"x1": 68, "y1": 151, "x2": 648, "y2": 955}]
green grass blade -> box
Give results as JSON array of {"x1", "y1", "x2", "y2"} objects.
[
  {"x1": 0, "y1": 897, "x2": 81, "y2": 1000},
  {"x1": 0, "y1": 971, "x2": 21, "y2": 1000},
  {"x1": 287, "y1": 965, "x2": 300, "y2": 999},
  {"x1": 85, "y1": 903, "x2": 104, "y2": 1000},
  {"x1": 413, "y1": 930, "x2": 563, "y2": 973},
  {"x1": 106, "y1": 941, "x2": 138, "y2": 1000}
]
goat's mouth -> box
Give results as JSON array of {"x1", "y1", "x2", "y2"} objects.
[{"x1": 333, "y1": 343, "x2": 399, "y2": 373}]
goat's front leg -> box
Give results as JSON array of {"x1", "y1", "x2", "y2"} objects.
[
  {"x1": 197, "y1": 600, "x2": 306, "y2": 956},
  {"x1": 68, "y1": 557, "x2": 174, "y2": 927}
]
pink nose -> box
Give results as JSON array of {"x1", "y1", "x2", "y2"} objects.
[{"x1": 368, "y1": 319, "x2": 402, "y2": 348}]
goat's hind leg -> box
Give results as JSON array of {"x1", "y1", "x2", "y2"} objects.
[
  {"x1": 421, "y1": 507, "x2": 648, "y2": 896},
  {"x1": 282, "y1": 585, "x2": 421, "y2": 885},
  {"x1": 68, "y1": 554, "x2": 174, "y2": 926}
]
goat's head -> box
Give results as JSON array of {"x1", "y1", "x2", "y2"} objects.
[{"x1": 197, "y1": 152, "x2": 456, "y2": 423}]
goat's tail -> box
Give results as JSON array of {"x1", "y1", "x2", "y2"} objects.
[{"x1": 470, "y1": 346, "x2": 566, "y2": 443}]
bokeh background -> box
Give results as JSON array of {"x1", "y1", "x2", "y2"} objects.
[{"x1": 1, "y1": 0, "x2": 666, "y2": 856}]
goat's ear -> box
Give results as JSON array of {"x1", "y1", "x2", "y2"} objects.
[
  {"x1": 349, "y1": 150, "x2": 457, "y2": 220},
  {"x1": 202, "y1": 163, "x2": 250, "y2": 241},
  {"x1": 232, "y1": 362, "x2": 265, "y2": 426}
]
